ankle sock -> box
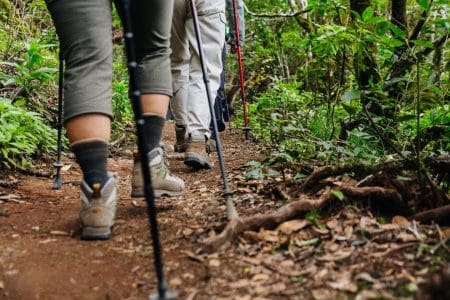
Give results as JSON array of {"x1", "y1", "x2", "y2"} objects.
[
  {"x1": 142, "y1": 115, "x2": 165, "y2": 153},
  {"x1": 71, "y1": 140, "x2": 109, "y2": 188}
]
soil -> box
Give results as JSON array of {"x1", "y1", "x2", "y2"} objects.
[{"x1": 0, "y1": 123, "x2": 448, "y2": 300}]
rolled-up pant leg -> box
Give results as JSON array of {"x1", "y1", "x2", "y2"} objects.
[
  {"x1": 46, "y1": 0, "x2": 113, "y2": 123},
  {"x1": 131, "y1": 0, "x2": 173, "y2": 96},
  {"x1": 186, "y1": 9, "x2": 226, "y2": 138}
]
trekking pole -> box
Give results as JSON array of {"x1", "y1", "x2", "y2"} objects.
[
  {"x1": 231, "y1": 0, "x2": 250, "y2": 140},
  {"x1": 190, "y1": 0, "x2": 238, "y2": 220},
  {"x1": 119, "y1": 1, "x2": 176, "y2": 299},
  {"x1": 52, "y1": 51, "x2": 64, "y2": 190},
  {"x1": 221, "y1": 44, "x2": 233, "y2": 133}
]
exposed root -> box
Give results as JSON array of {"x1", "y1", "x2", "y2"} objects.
[
  {"x1": 0, "y1": 179, "x2": 19, "y2": 189},
  {"x1": 15, "y1": 165, "x2": 52, "y2": 178},
  {"x1": 339, "y1": 186, "x2": 412, "y2": 215},
  {"x1": 298, "y1": 161, "x2": 409, "y2": 192},
  {"x1": 204, "y1": 191, "x2": 332, "y2": 251},
  {"x1": 412, "y1": 205, "x2": 450, "y2": 226}
]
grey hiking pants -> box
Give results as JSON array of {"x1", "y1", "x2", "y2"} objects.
[{"x1": 46, "y1": 0, "x2": 173, "y2": 122}]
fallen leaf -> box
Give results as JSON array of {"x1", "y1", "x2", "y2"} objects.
[
  {"x1": 0, "y1": 280, "x2": 3, "y2": 289},
  {"x1": 209, "y1": 259, "x2": 221, "y2": 267},
  {"x1": 355, "y1": 272, "x2": 378, "y2": 284},
  {"x1": 241, "y1": 256, "x2": 262, "y2": 266},
  {"x1": 183, "y1": 228, "x2": 194, "y2": 236},
  {"x1": 257, "y1": 230, "x2": 279, "y2": 243},
  {"x1": 326, "y1": 219, "x2": 338, "y2": 230},
  {"x1": 328, "y1": 276, "x2": 358, "y2": 293},
  {"x1": 317, "y1": 248, "x2": 353, "y2": 262},
  {"x1": 252, "y1": 273, "x2": 270, "y2": 281},
  {"x1": 311, "y1": 288, "x2": 339, "y2": 300},
  {"x1": 276, "y1": 219, "x2": 309, "y2": 235},
  {"x1": 229, "y1": 279, "x2": 250, "y2": 289},
  {"x1": 271, "y1": 282, "x2": 286, "y2": 293},
  {"x1": 169, "y1": 277, "x2": 182, "y2": 286},
  {"x1": 280, "y1": 260, "x2": 295, "y2": 268},
  {"x1": 392, "y1": 215, "x2": 411, "y2": 227}
]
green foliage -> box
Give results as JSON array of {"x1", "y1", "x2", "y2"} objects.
[
  {"x1": 0, "y1": 98, "x2": 56, "y2": 168},
  {"x1": 234, "y1": 0, "x2": 449, "y2": 170},
  {"x1": 0, "y1": 41, "x2": 57, "y2": 102}
]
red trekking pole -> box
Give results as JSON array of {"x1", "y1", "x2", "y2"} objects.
[{"x1": 231, "y1": 0, "x2": 250, "y2": 140}]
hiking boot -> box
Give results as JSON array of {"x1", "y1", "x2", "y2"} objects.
[
  {"x1": 174, "y1": 125, "x2": 187, "y2": 153},
  {"x1": 80, "y1": 174, "x2": 117, "y2": 240},
  {"x1": 184, "y1": 136, "x2": 214, "y2": 170},
  {"x1": 205, "y1": 138, "x2": 216, "y2": 154},
  {"x1": 131, "y1": 147, "x2": 184, "y2": 198}
]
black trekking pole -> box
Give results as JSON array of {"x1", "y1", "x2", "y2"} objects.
[
  {"x1": 52, "y1": 51, "x2": 64, "y2": 190},
  {"x1": 119, "y1": 0, "x2": 176, "y2": 299},
  {"x1": 231, "y1": 0, "x2": 250, "y2": 140},
  {"x1": 189, "y1": 0, "x2": 238, "y2": 220}
]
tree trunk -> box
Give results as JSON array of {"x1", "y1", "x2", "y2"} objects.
[{"x1": 350, "y1": 0, "x2": 383, "y2": 115}]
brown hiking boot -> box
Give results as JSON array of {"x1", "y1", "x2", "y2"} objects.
[
  {"x1": 205, "y1": 138, "x2": 216, "y2": 154},
  {"x1": 174, "y1": 124, "x2": 187, "y2": 153},
  {"x1": 131, "y1": 147, "x2": 185, "y2": 198},
  {"x1": 184, "y1": 136, "x2": 214, "y2": 170}
]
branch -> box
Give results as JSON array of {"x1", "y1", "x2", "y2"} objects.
[
  {"x1": 409, "y1": 0, "x2": 434, "y2": 41},
  {"x1": 243, "y1": 3, "x2": 312, "y2": 19}
]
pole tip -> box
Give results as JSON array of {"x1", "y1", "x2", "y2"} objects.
[{"x1": 149, "y1": 289, "x2": 178, "y2": 300}]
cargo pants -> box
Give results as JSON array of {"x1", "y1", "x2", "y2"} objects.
[{"x1": 45, "y1": 0, "x2": 173, "y2": 122}]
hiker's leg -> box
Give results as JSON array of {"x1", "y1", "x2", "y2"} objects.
[
  {"x1": 182, "y1": 0, "x2": 225, "y2": 170},
  {"x1": 186, "y1": 1, "x2": 226, "y2": 139},
  {"x1": 46, "y1": 0, "x2": 116, "y2": 240},
  {"x1": 170, "y1": 0, "x2": 190, "y2": 151},
  {"x1": 129, "y1": 0, "x2": 184, "y2": 197}
]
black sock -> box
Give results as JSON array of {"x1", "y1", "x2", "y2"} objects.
[
  {"x1": 71, "y1": 140, "x2": 109, "y2": 188},
  {"x1": 142, "y1": 115, "x2": 165, "y2": 153}
]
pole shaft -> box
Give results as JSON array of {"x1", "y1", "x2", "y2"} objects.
[
  {"x1": 119, "y1": 0, "x2": 167, "y2": 297},
  {"x1": 231, "y1": 0, "x2": 249, "y2": 131}
]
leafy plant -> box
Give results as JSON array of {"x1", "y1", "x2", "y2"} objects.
[{"x1": 0, "y1": 97, "x2": 56, "y2": 168}]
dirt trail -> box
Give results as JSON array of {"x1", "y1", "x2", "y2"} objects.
[
  {"x1": 0, "y1": 123, "x2": 447, "y2": 300},
  {"x1": 0, "y1": 123, "x2": 258, "y2": 299}
]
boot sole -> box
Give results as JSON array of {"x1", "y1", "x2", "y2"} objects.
[
  {"x1": 81, "y1": 226, "x2": 112, "y2": 240},
  {"x1": 184, "y1": 154, "x2": 214, "y2": 170},
  {"x1": 131, "y1": 187, "x2": 183, "y2": 198}
]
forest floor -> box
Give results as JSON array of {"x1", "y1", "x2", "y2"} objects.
[{"x1": 0, "y1": 122, "x2": 449, "y2": 300}]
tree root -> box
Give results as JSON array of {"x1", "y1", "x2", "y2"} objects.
[
  {"x1": 298, "y1": 160, "x2": 410, "y2": 192},
  {"x1": 0, "y1": 179, "x2": 19, "y2": 189},
  {"x1": 15, "y1": 165, "x2": 52, "y2": 178},
  {"x1": 204, "y1": 191, "x2": 332, "y2": 251},
  {"x1": 339, "y1": 186, "x2": 412, "y2": 215},
  {"x1": 412, "y1": 205, "x2": 450, "y2": 226}
]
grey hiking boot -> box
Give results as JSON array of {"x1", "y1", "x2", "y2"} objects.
[
  {"x1": 80, "y1": 174, "x2": 117, "y2": 240},
  {"x1": 174, "y1": 124, "x2": 187, "y2": 153},
  {"x1": 184, "y1": 135, "x2": 214, "y2": 170},
  {"x1": 131, "y1": 147, "x2": 185, "y2": 198}
]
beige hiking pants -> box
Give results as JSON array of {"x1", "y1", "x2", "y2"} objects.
[{"x1": 170, "y1": 0, "x2": 226, "y2": 139}]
